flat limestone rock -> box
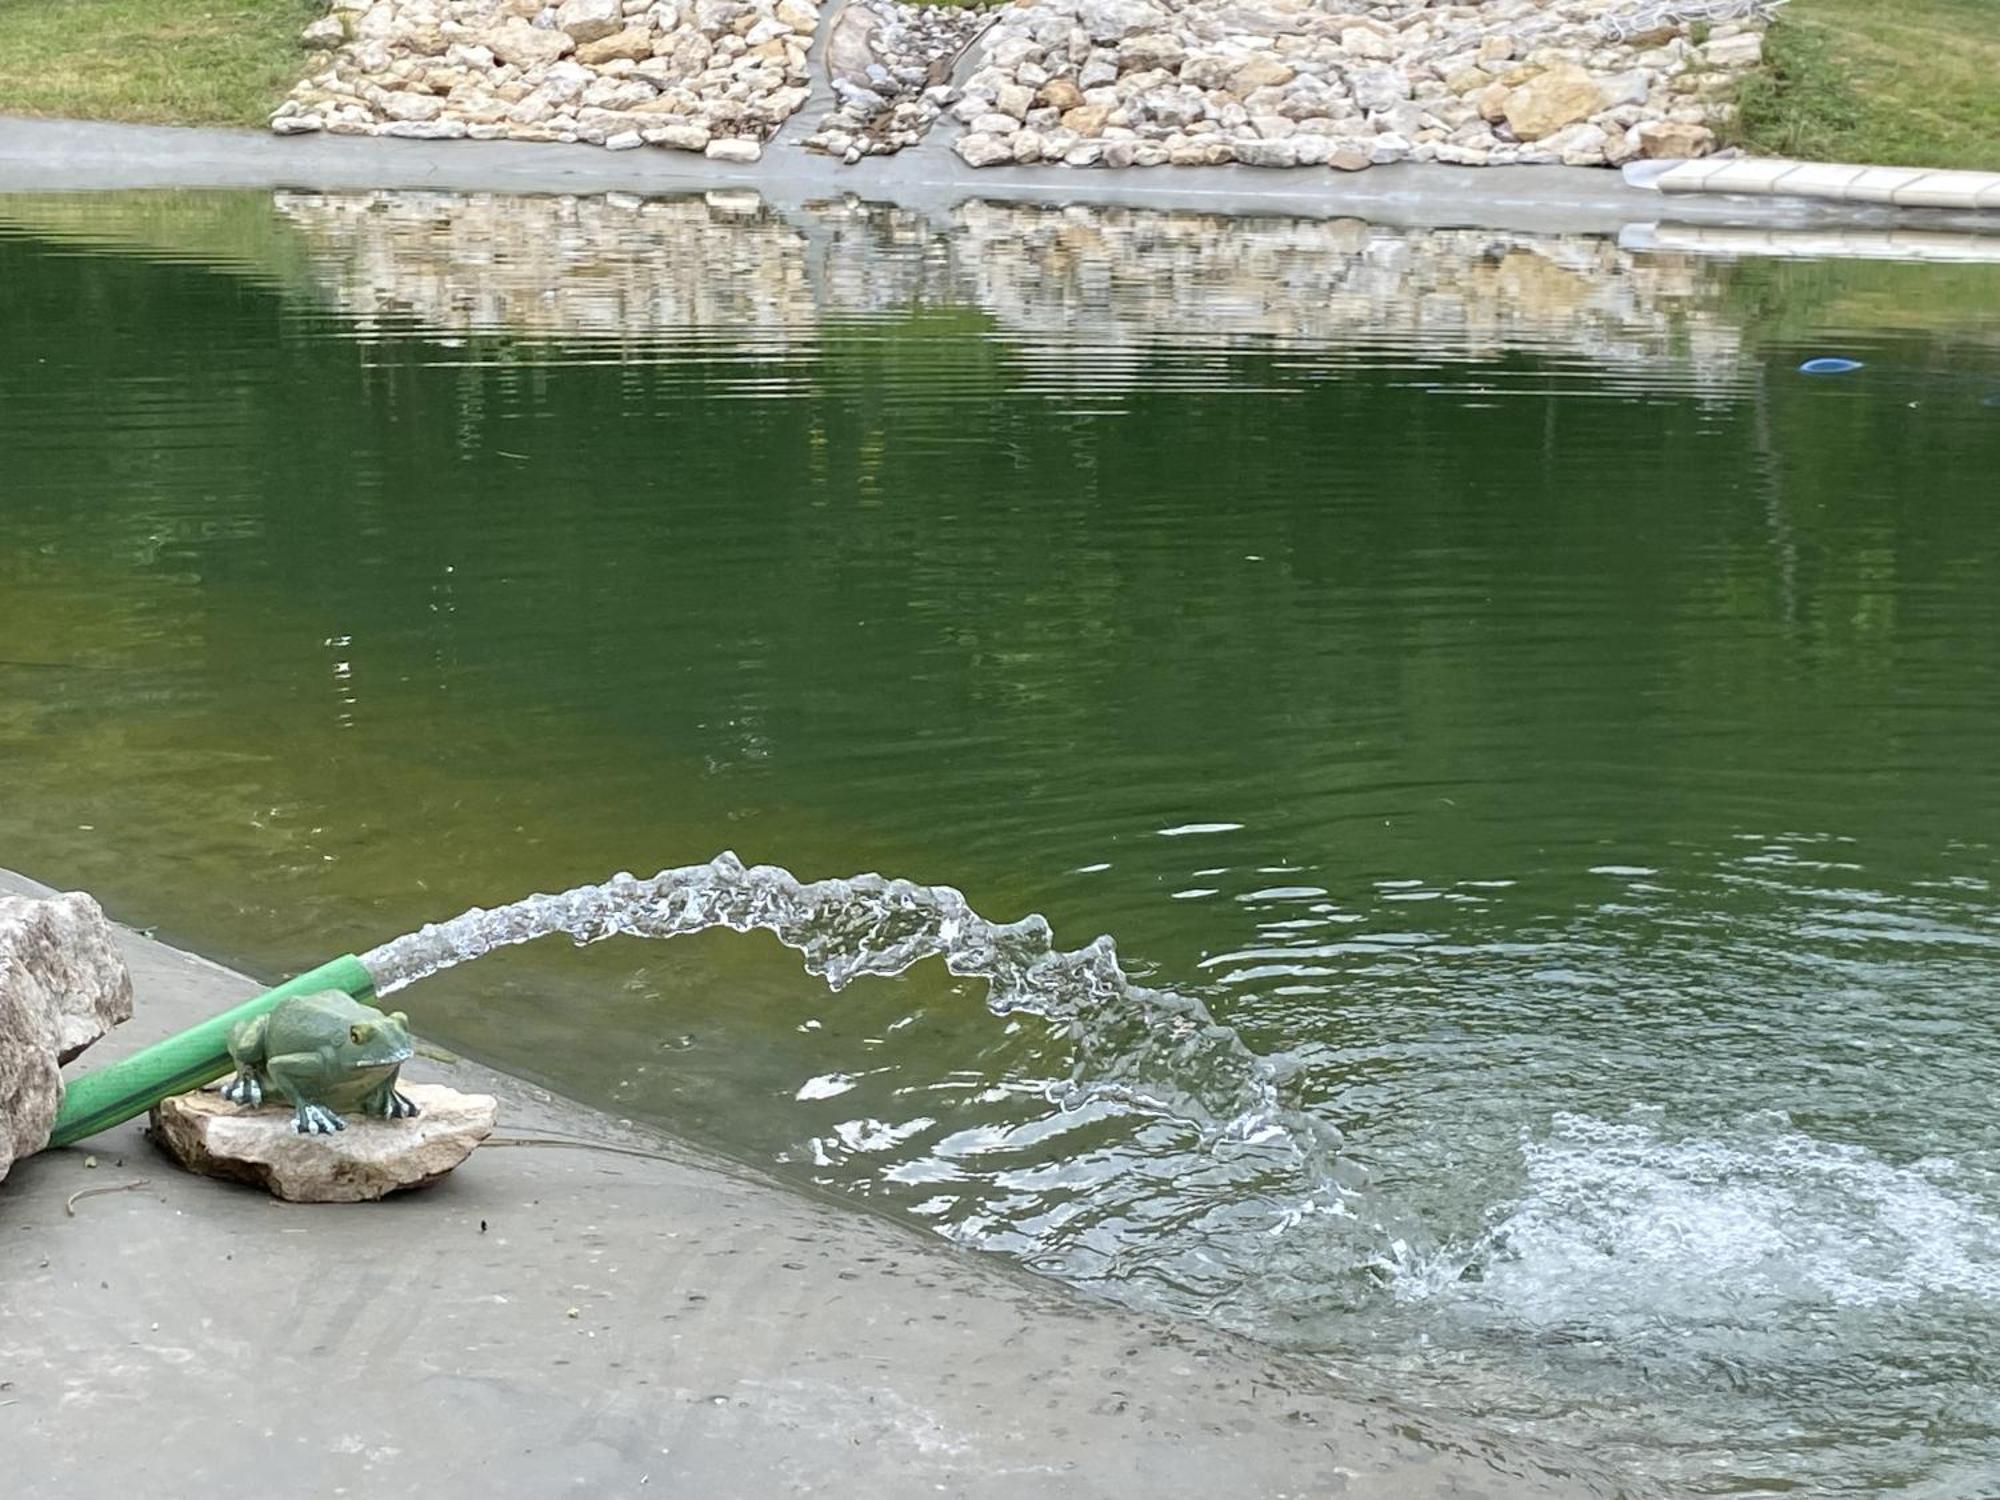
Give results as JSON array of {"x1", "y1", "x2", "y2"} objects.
[
  {"x1": 151, "y1": 1083, "x2": 497, "y2": 1202},
  {"x1": 1, "y1": 892, "x2": 135, "y2": 1183}
]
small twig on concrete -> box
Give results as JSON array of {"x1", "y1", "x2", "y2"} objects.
[{"x1": 64, "y1": 1179, "x2": 151, "y2": 1217}]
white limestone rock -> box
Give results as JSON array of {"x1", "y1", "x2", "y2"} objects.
[
  {"x1": 955, "y1": 130, "x2": 1015, "y2": 165},
  {"x1": 648, "y1": 121, "x2": 712, "y2": 150},
  {"x1": 1349, "y1": 66, "x2": 1411, "y2": 114},
  {"x1": 1702, "y1": 32, "x2": 1763, "y2": 69},
  {"x1": 302, "y1": 14, "x2": 348, "y2": 47},
  {"x1": 382, "y1": 118, "x2": 470, "y2": 137},
  {"x1": 1368, "y1": 130, "x2": 1412, "y2": 164},
  {"x1": 1076, "y1": 0, "x2": 1165, "y2": 43},
  {"x1": 1232, "y1": 135, "x2": 1296, "y2": 167},
  {"x1": 556, "y1": 0, "x2": 623, "y2": 43},
  {"x1": 484, "y1": 18, "x2": 575, "y2": 67}
]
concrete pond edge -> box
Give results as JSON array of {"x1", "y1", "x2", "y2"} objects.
[
  {"x1": 0, "y1": 865, "x2": 1652, "y2": 1498},
  {"x1": 4, "y1": 114, "x2": 1999, "y2": 246}
]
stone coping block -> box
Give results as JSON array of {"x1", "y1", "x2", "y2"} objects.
[{"x1": 1657, "y1": 157, "x2": 2000, "y2": 214}]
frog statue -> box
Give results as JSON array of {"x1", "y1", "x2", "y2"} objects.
[{"x1": 218, "y1": 990, "x2": 421, "y2": 1135}]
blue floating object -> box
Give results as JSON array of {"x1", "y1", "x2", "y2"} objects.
[{"x1": 1799, "y1": 357, "x2": 1865, "y2": 375}]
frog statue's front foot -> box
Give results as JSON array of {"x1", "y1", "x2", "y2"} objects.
[
  {"x1": 366, "y1": 1082, "x2": 423, "y2": 1120},
  {"x1": 219, "y1": 1073, "x2": 265, "y2": 1108},
  {"x1": 292, "y1": 1102, "x2": 348, "y2": 1135}
]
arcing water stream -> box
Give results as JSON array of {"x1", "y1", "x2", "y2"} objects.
[{"x1": 362, "y1": 851, "x2": 1367, "y2": 1231}]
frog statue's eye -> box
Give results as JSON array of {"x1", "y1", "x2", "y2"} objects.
[{"x1": 350, "y1": 1023, "x2": 375, "y2": 1045}]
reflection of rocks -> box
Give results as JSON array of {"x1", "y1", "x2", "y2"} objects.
[
  {"x1": 804, "y1": 0, "x2": 988, "y2": 160},
  {"x1": 272, "y1": 0, "x2": 820, "y2": 156},
  {"x1": 947, "y1": 200, "x2": 1747, "y2": 385},
  {"x1": 949, "y1": 0, "x2": 1766, "y2": 168},
  {"x1": 273, "y1": 190, "x2": 824, "y2": 334},
  {"x1": 273, "y1": 189, "x2": 1747, "y2": 388}
]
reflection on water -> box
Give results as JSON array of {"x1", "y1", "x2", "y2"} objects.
[
  {"x1": 3, "y1": 189, "x2": 1999, "y2": 1497},
  {"x1": 272, "y1": 189, "x2": 1753, "y2": 399}
]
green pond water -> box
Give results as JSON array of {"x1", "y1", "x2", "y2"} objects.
[{"x1": 3, "y1": 191, "x2": 1999, "y2": 1496}]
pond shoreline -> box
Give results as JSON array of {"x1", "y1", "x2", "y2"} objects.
[
  {"x1": 0, "y1": 865, "x2": 1634, "y2": 1499},
  {"x1": 6, "y1": 112, "x2": 1995, "y2": 237}
]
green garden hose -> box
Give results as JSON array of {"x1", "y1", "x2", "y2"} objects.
[{"x1": 46, "y1": 953, "x2": 376, "y2": 1149}]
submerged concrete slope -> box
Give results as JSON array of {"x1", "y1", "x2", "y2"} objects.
[{"x1": 0, "y1": 869, "x2": 1636, "y2": 1500}]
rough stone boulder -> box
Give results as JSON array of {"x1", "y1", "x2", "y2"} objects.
[
  {"x1": 555, "y1": 0, "x2": 623, "y2": 44},
  {"x1": 1077, "y1": 0, "x2": 1166, "y2": 43},
  {"x1": 955, "y1": 131, "x2": 1015, "y2": 166},
  {"x1": 1702, "y1": 32, "x2": 1763, "y2": 68},
  {"x1": 0, "y1": 893, "x2": 134, "y2": 1182},
  {"x1": 481, "y1": 18, "x2": 575, "y2": 67},
  {"x1": 1233, "y1": 136, "x2": 1298, "y2": 168},
  {"x1": 1349, "y1": 64, "x2": 1411, "y2": 114},
  {"x1": 152, "y1": 1082, "x2": 497, "y2": 1202},
  {"x1": 1502, "y1": 64, "x2": 1607, "y2": 142},
  {"x1": 576, "y1": 27, "x2": 654, "y2": 64},
  {"x1": 1635, "y1": 119, "x2": 1717, "y2": 159},
  {"x1": 1228, "y1": 56, "x2": 1294, "y2": 94}
]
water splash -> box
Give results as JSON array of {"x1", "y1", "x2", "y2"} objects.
[
  {"x1": 361, "y1": 851, "x2": 1357, "y2": 1213},
  {"x1": 1399, "y1": 1110, "x2": 2000, "y2": 1324}
]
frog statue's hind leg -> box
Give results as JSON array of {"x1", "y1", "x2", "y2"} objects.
[
  {"x1": 218, "y1": 1015, "x2": 270, "y2": 1108},
  {"x1": 264, "y1": 1051, "x2": 348, "y2": 1134},
  {"x1": 360, "y1": 1074, "x2": 422, "y2": 1121}
]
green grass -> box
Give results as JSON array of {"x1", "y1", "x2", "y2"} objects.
[
  {"x1": 1731, "y1": 0, "x2": 2000, "y2": 169},
  {"x1": 0, "y1": 0, "x2": 319, "y2": 127}
]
